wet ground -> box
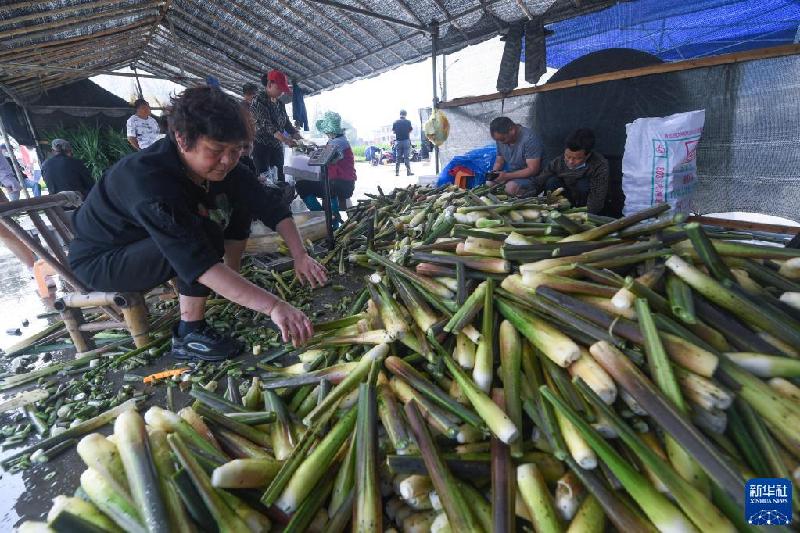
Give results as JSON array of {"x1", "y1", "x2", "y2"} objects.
[
  {"x1": 0, "y1": 244, "x2": 56, "y2": 530},
  {"x1": 0, "y1": 257, "x2": 367, "y2": 529},
  {"x1": 0, "y1": 160, "x2": 432, "y2": 528}
]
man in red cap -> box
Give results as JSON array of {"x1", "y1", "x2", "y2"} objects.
[{"x1": 250, "y1": 69, "x2": 303, "y2": 181}]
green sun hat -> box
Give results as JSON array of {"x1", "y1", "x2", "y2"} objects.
[{"x1": 316, "y1": 111, "x2": 344, "y2": 135}]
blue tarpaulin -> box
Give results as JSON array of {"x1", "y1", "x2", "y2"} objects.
[
  {"x1": 529, "y1": 0, "x2": 800, "y2": 68},
  {"x1": 437, "y1": 144, "x2": 497, "y2": 187}
]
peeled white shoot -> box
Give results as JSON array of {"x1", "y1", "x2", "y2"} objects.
[
  {"x1": 434, "y1": 277, "x2": 459, "y2": 291},
  {"x1": 211, "y1": 458, "x2": 282, "y2": 489},
  {"x1": 778, "y1": 258, "x2": 800, "y2": 280},
  {"x1": 661, "y1": 333, "x2": 719, "y2": 377},
  {"x1": 556, "y1": 410, "x2": 597, "y2": 469},
  {"x1": 461, "y1": 324, "x2": 482, "y2": 344},
  {"x1": 769, "y1": 377, "x2": 800, "y2": 402},
  {"x1": 505, "y1": 231, "x2": 536, "y2": 246},
  {"x1": 443, "y1": 355, "x2": 519, "y2": 444},
  {"x1": 568, "y1": 349, "x2": 617, "y2": 404},
  {"x1": 496, "y1": 299, "x2": 581, "y2": 367},
  {"x1": 76, "y1": 433, "x2": 131, "y2": 497},
  {"x1": 676, "y1": 369, "x2": 733, "y2": 411},
  {"x1": 462, "y1": 237, "x2": 503, "y2": 258},
  {"x1": 47, "y1": 495, "x2": 120, "y2": 532},
  {"x1": 578, "y1": 296, "x2": 638, "y2": 319},
  {"x1": 472, "y1": 337, "x2": 493, "y2": 393},
  {"x1": 555, "y1": 472, "x2": 586, "y2": 521},
  {"x1": 520, "y1": 258, "x2": 573, "y2": 275},
  {"x1": 430, "y1": 512, "x2": 451, "y2": 533},
  {"x1": 114, "y1": 410, "x2": 169, "y2": 533},
  {"x1": 178, "y1": 406, "x2": 222, "y2": 451},
  {"x1": 403, "y1": 511, "x2": 437, "y2": 532},
  {"x1": 780, "y1": 292, "x2": 800, "y2": 311},
  {"x1": 611, "y1": 286, "x2": 636, "y2": 310},
  {"x1": 395, "y1": 474, "x2": 433, "y2": 501},
  {"x1": 454, "y1": 333, "x2": 476, "y2": 369},
  {"x1": 725, "y1": 352, "x2": 800, "y2": 378}
]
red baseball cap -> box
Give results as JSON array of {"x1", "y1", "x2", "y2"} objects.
[{"x1": 267, "y1": 70, "x2": 291, "y2": 93}]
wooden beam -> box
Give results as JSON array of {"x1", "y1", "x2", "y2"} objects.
[
  {"x1": 0, "y1": 0, "x2": 162, "y2": 37},
  {"x1": 439, "y1": 43, "x2": 800, "y2": 108},
  {"x1": 688, "y1": 216, "x2": 800, "y2": 236},
  {"x1": 0, "y1": 5, "x2": 161, "y2": 44},
  {"x1": 8, "y1": 52, "x2": 142, "y2": 91},
  {"x1": 0, "y1": 17, "x2": 157, "y2": 60},
  {"x1": 135, "y1": 0, "x2": 172, "y2": 61},
  {"x1": 0, "y1": 0, "x2": 131, "y2": 27},
  {"x1": 0, "y1": 30, "x2": 147, "y2": 64},
  {"x1": 2, "y1": 40, "x2": 148, "y2": 85},
  {"x1": 0, "y1": 60, "x2": 206, "y2": 82}
]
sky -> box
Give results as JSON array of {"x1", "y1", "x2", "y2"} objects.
[{"x1": 91, "y1": 37, "x2": 553, "y2": 143}]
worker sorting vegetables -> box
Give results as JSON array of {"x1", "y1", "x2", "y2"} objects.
[{"x1": 68, "y1": 87, "x2": 327, "y2": 361}]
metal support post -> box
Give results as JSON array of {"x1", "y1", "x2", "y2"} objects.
[
  {"x1": 431, "y1": 21, "x2": 440, "y2": 175},
  {"x1": 320, "y1": 166, "x2": 335, "y2": 249}
]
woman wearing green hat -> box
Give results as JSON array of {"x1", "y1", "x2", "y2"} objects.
[{"x1": 296, "y1": 111, "x2": 356, "y2": 222}]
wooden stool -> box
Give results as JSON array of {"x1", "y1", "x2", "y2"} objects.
[
  {"x1": 0, "y1": 192, "x2": 152, "y2": 353},
  {"x1": 53, "y1": 292, "x2": 151, "y2": 352}
]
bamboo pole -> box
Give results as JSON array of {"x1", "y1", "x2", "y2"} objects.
[
  {"x1": 116, "y1": 293, "x2": 152, "y2": 348},
  {"x1": 1, "y1": 32, "x2": 147, "y2": 67},
  {"x1": 0, "y1": 5, "x2": 161, "y2": 44},
  {"x1": 58, "y1": 292, "x2": 120, "y2": 309},
  {"x1": 77, "y1": 320, "x2": 127, "y2": 332},
  {"x1": 59, "y1": 307, "x2": 94, "y2": 353},
  {"x1": 0, "y1": 216, "x2": 84, "y2": 290},
  {"x1": 0, "y1": 191, "x2": 81, "y2": 217},
  {"x1": 45, "y1": 207, "x2": 74, "y2": 243},
  {"x1": 0, "y1": 0, "x2": 137, "y2": 29},
  {"x1": 0, "y1": 17, "x2": 157, "y2": 61},
  {"x1": 27, "y1": 210, "x2": 68, "y2": 266}
]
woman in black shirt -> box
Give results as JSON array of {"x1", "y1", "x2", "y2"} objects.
[{"x1": 69, "y1": 87, "x2": 326, "y2": 360}]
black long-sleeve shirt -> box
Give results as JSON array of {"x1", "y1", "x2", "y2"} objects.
[
  {"x1": 251, "y1": 91, "x2": 297, "y2": 148},
  {"x1": 68, "y1": 137, "x2": 291, "y2": 287},
  {"x1": 533, "y1": 151, "x2": 609, "y2": 214},
  {"x1": 41, "y1": 153, "x2": 95, "y2": 199}
]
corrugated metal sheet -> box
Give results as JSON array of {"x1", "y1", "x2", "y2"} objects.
[{"x1": 0, "y1": 0, "x2": 615, "y2": 102}]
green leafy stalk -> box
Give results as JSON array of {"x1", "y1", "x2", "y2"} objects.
[
  {"x1": 575, "y1": 379, "x2": 735, "y2": 533},
  {"x1": 354, "y1": 383, "x2": 381, "y2": 532},
  {"x1": 404, "y1": 400, "x2": 485, "y2": 532},
  {"x1": 541, "y1": 386, "x2": 696, "y2": 532}
]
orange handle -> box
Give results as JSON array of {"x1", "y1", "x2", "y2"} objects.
[{"x1": 143, "y1": 367, "x2": 189, "y2": 384}]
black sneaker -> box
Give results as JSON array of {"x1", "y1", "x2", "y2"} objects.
[{"x1": 171, "y1": 325, "x2": 242, "y2": 362}]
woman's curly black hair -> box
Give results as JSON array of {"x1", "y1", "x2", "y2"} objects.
[{"x1": 167, "y1": 87, "x2": 253, "y2": 149}]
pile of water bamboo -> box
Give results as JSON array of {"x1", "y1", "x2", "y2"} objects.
[{"x1": 17, "y1": 184, "x2": 800, "y2": 532}]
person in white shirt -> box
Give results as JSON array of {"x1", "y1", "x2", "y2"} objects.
[{"x1": 126, "y1": 98, "x2": 161, "y2": 151}]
